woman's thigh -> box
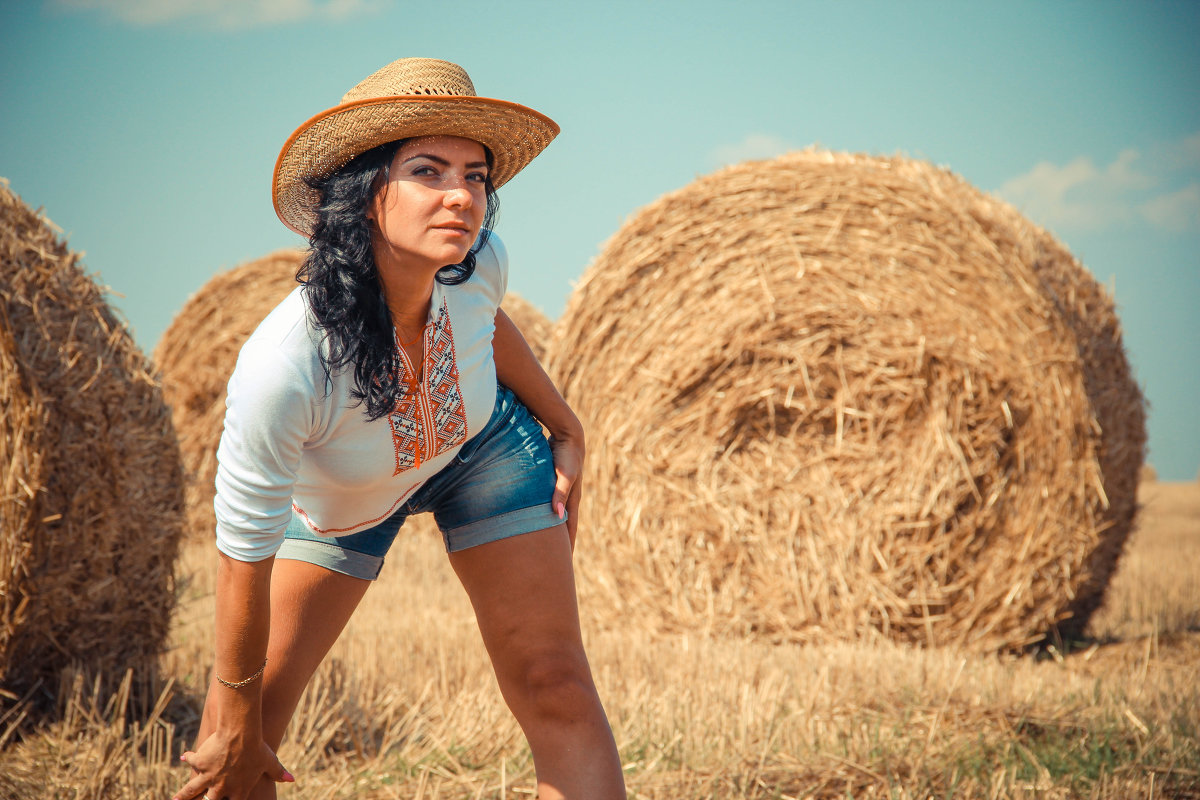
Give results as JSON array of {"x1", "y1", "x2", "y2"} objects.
[{"x1": 447, "y1": 524, "x2": 595, "y2": 712}]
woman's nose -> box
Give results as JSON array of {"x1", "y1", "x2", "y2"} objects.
[{"x1": 443, "y1": 181, "x2": 474, "y2": 209}]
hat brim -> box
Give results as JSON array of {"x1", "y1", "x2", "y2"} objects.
[{"x1": 273, "y1": 95, "x2": 559, "y2": 237}]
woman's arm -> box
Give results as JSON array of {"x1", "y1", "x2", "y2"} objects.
[
  {"x1": 175, "y1": 554, "x2": 291, "y2": 800},
  {"x1": 493, "y1": 308, "x2": 585, "y2": 547}
]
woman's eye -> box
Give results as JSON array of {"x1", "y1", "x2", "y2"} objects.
[
  {"x1": 468, "y1": 171, "x2": 488, "y2": 183},
  {"x1": 412, "y1": 165, "x2": 437, "y2": 176}
]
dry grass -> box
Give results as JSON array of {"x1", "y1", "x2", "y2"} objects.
[
  {"x1": 1087, "y1": 480, "x2": 1200, "y2": 641},
  {"x1": 1, "y1": 480, "x2": 1197, "y2": 799}
]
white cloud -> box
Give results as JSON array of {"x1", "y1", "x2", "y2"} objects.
[
  {"x1": 709, "y1": 134, "x2": 795, "y2": 169},
  {"x1": 1140, "y1": 183, "x2": 1200, "y2": 232},
  {"x1": 996, "y1": 133, "x2": 1200, "y2": 233},
  {"x1": 51, "y1": 0, "x2": 385, "y2": 30}
]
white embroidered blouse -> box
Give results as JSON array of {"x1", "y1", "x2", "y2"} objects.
[{"x1": 213, "y1": 236, "x2": 507, "y2": 562}]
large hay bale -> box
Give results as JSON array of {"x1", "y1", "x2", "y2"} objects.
[
  {"x1": 0, "y1": 180, "x2": 184, "y2": 707},
  {"x1": 154, "y1": 250, "x2": 304, "y2": 539},
  {"x1": 501, "y1": 292, "x2": 552, "y2": 361},
  {"x1": 549, "y1": 150, "x2": 1145, "y2": 652},
  {"x1": 155, "y1": 250, "x2": 552, "y2": 541}
]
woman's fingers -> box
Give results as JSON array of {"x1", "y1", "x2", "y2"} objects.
[
  {"x1": 265, "y1": 743, "x2": 296, "y2": 783},
  {"x1": 548, "y1": 435, "x2": 583, "y2": 518},
  {"x1": 174, "y1": 741, "x2": 293, "y2": 800},
  {"x1": 171, "y1": 767, "x2": 210, "y2": 800},
  {"x1": 174, "y1": 751, "x2": 217, "y2": 800},
  {"x1": 564, "y1": 472, "x2": 582, "y2": 548},
  {"x1": 553, "y1": 466, "x2": 572, "y2": 520},
  {"x1": 547, "y1": 433, "x2": 584, "y2": 549}
]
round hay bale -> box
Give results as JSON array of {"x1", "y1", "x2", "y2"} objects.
[
  {"x1": 501, "y1": 292, "x2": 552, "y2": 361},
  {"x1": 0, "y1": 179, "x2": 185, "y2": 707},
  {"x1": 549, "y1": 150, "x2": 1145, "y2": 652},
  {"x1": 0, "y1": 315, "x2": 50, "y2": 691},
  {"x1": 154, "y1": 250, "x2": 303, "y2": 539}
]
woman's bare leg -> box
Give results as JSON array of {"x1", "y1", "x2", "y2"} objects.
[
  {"x1": 448, "y1": 525, "x2": 625, "y2": 799},
  {"x1": 194, "y1": 559, "x2": 371, "y2": 800}
]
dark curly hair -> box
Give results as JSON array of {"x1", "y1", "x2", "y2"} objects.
[{"x1": 298, "y1": 139, "x2": 499, "y2": 420}]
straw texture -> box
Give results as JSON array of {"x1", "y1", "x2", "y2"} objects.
[
  {"x1": 549, "y1": 150, "x2": 1145, "y2": 652},
  {"x1": 154, "y1": 250, "x2": 304, "y2": 539},
  {"x1": 501, "y1": 292, "x2": 552, "y2": 361},
  {"x1": 0, "y1": 180, "x2": 184, "y2": 709}
]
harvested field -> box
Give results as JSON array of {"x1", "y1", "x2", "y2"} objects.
[
  {"x1": 1, "y1": 156, "x2": 1183, "y2": 798},
  {"x1": 0, "y1": 478, "x2": 1196, "y2": 799},
  {"x1": 548, "y1": 150, "x2": 1145, "y2": 652}
]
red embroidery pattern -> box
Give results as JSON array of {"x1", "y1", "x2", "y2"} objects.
[{"x1": 389, "y1": 299, "x2": 467, "y2": 475}]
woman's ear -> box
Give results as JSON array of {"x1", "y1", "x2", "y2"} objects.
[
  {"x1": 365, "y1": 186, "x2": 382, "y2": 225},
  {"x1": 366, "y1": 167, "x2": 390, "y2": 225}
]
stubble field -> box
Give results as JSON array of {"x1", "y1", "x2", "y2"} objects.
[{"x1": 1, "y1": 479, "x2": 1198, "y2": 799}]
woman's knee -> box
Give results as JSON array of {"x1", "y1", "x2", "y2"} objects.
[{"x1": 506, "y1": 647, "x2": 599, "y2": 725}]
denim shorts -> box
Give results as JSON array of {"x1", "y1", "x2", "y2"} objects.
[{"x1": 275, "y1": 384, "x2": 562, "y2": 580}]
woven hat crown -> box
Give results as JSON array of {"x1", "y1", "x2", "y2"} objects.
[
  {"x1": 341, "y1": 58, "x2": 477, "y2": 103},
  {"x1": 273, "y1": 57, "x2": 558, "y2": 237}
]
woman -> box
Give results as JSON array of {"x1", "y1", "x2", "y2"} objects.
[{"x1": 174, "y1": 58, "x2": 625, "y2": 800}]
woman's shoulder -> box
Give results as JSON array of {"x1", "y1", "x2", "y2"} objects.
[
  {"x1": 244, "y1": 286, "x2": 315, "y2": 347},
  {"x1": 478, "y1": 231, "x2": 507, "y2": 274},
  {"x1": 236, "y1": 286, "x2": 324, "y2": 379},
  {"x1": 459, "y1": 232, "x2": 507, "y2": 305}
]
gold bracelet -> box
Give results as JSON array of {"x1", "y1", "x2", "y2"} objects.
[{"x1": 216, "y1": 658, "x2": 267, "y2": 690}]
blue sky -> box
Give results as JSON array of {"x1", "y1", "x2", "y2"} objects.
[{"x1": 2, "y1": 0, "x2": 1197, "y2": 479}]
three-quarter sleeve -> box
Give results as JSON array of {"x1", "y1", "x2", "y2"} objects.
[{"x1": 214, "y1": 338, "x2": 316, "y2": 561}]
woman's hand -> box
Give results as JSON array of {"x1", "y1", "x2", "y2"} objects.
[
  {"x1": 547, "y1": 428, "x2": 585, "y2": 548},
  {"x1": 174, "y1": 729, "x2": 293, "y2": 800},
  {"x1": 182, "y1": 554, "x2": 283, "y2": 799}
]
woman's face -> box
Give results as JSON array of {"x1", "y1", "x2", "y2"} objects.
[{"x1": 368, "y1": 135, "x2": 489, "y2": 272}]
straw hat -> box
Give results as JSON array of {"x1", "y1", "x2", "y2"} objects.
[{"x1": 273, "y1": 57, "x2": 559, "y2": 236}]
